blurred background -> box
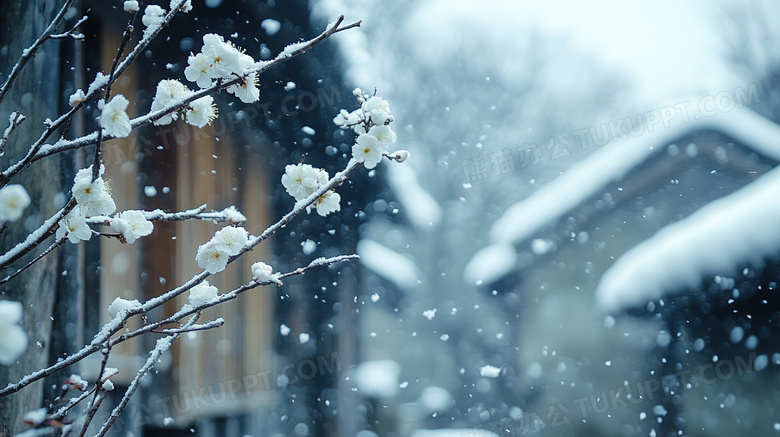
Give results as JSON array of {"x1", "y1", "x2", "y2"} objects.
[{"x1": 2, "y1": 0, "x2": 780, "y2": 436}]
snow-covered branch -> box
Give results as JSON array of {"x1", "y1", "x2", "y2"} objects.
[
  {"x1": 93, "y1": 322, "x2": 192, "y2": 437},
  {"x1": 85, "y1": 205, "x2": 245, "y2": 224},
  {"x1": 0, "y1": 112, "x2": 26, "y2": 157},
  {"x1": 32, "y1": 15, "x2": 362, "y2": 162},
  {"x1": 155, "y1": 318, "x2": 224, "y2": 334},
  {"x1": 108, "y1": 255, "x2": 359, "y2": 347},
  {"x1": 0, "y1": 238, "x2": 64, "y2": 285},
  {"x1": 0, "y1": 199, "x2": 75, "y2": 271},
  {"x1": 0, "y1": 0, "x2": 79, "y2": 103},
  {"x1": 0, "y1": 0, "x2": 191, "y2": 188},
  {"x1": 0, "y1": 4, "x2": 403, "y2": 434},
  {"x1": 49, "y1": 15, "x2": 88, "y2": 40}
]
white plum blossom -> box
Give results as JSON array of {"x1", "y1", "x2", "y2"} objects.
[
  {"x1": 107, "y1": 297, "x2": 141, "y2": 319},
  {"x1": 281, "y1": 163, "x2": 323, "y2": 201},
  {"x1": 72, "y1": 167, "x2": 116, "y2": 216},
  {"x1": 315, "y1": 191, "x2": 341, "y2": 217},
  {"x1": 352, "y1": 134, "x2": 384, "y2": 169},
  {"x1": 0, "y1": 184, "x2": 31, "y2": 222},
  {"x1": 184, "y1": 53, "x2": 214, "y2": 89},
  {"x1": 332, "y1": 108, "x2": 360, "y2": 128},
  {"x1": 100, "y1": 94, "x2": 132, "y2": 138},
  {"x1": 368, "y1": 125, "x2": 396, "y2": 146},
  {"x1": 123, "y1": 1, "x2": 139, "y2": 12},
  {"x1": 196, "y1": 240, "x2": 230, "y2": 273},
  {"x1": 212, "y1": 226, "x2": 248, "y2": 256},
  {"x1": 150, "y1": 79, "x2": 192, "y2": 125},
  {"x1": 188, "y1": 280, "x2": 219, "y2": 308},
  {"x1": 0, "y1": 300, "x2": 28, "y2": 366},
  {"x1": 202, "y1": 34, "x2": 243, "y2": 78},
  {"x1": 361, "y1": 96, "x2": 392, "y2": 125},
  {"x1": 110, "y1": 210, "x2": 154, "y2": 244},
  {"x1": 251, "y1": 262, "x2": 279, "y2": 283},
  {"x1": 56, "y1": 209, "x2": 92, "y2": 243},
  {"x1": 185, "y1": 95, "x2": 216, "y2": 128},
  {"x1": 184, "y1": 32, "x2": 258, "y2": 103},
  {"x1": 68, "y1": 89, "x2": 86, "y2": 107},
  {"x1": 226, "y1": 73, "x2": 260, "y2": 103}
]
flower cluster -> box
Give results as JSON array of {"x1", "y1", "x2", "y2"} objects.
[
  {"x1": 100, "y1": 94, "x2": 132, "y2": 138},
  {"x1": 280, "y1": 163, "x2": 341, "y2": 216},
  {"x1": 57, "y1": 166, "x2": 154, "y2": 245},
  {"x1": 149, "y1": 79, "x2": 217, "y2": 128},
  {"x1": 188, "y1": 280, "x2": 219, "y2": 308},
  {"x1": 72, "y1": 166, "x2": 116, "y2": 217},
  {"x1": 184, "y1": 34, "x2": 260, "y2": 103},
  {"x1": 334, "y1": 89, "x2": 405, "y2": 169},
  {"x1": 56, "y1": 209, "x2": 91, "y2": 243},
  {"x1": 195, "y1": 226, "x2": 248, "y2": 273},
  {"x1": 109, "y1": 210, "x2": 154, "y2": 244},
  {"x1": 0, "y1": 184, "x2": 31, "y2": 222}
]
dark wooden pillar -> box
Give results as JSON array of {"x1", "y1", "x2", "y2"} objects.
[{"x1": 0, "y1": 0, "x2": 65, "y2": 434}]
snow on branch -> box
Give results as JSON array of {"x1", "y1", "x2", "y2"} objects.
[
  {"x1": 0, "y1": 6, "x2": 403, "y2": 435},
  {"x1": 0, "y1": 0, "x2": 191, "y2": 187},
  {"x1": 86, "y1": 205, "x2": 246, "y2": 225},
  {"x1": 0, "y1": 199, "x2": 75, "y2": 271},
  {"x1": 49, "y1": 15, "x2": 88, "y2": 40},
  {"x1": 31, "y1": 15, "x2": 362, "y2": 162},
  {"x1": 93, "y1": 322, "x2": 191, "y2": 437},
  {"x1": 0, "y1": 112, "x2": 26, "y2": 157},
  {"x1": 109, "y1": 255, "x2": 359, "y2": 348},
  {"x1": 0, "y1": 0, "x2": 79, "y2": 103}
]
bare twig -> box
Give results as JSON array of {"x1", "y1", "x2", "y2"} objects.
[
  {"x1": 0, "y1": 237, "x2": 65, "y2": 285},
  {"x1": 154, "y1": 318, "x2": 224, "y2": 334},
  {"x1": 0, "y1": 112, "x2": 26, "y2": 157},
  {"x1": 78, "y1": 345, "x2": 111, "y2": 436},
  {"x1": 94, "y1": 317, "x2": 197, "y2": 437},
  {"x1": 92, "y1": 10, "x2": 137, "y2": 182},
  {"x1": 77, "y1": 392, "x2": 106, "y2": 437},
  {"x1": 49, "y1": 386, "x2": 96, "y2": 422},
  {"x1": 0, "y1": 198, "x2": 76, "y2": 271},
  {"x1": 0, "y1": 0, "x2": 79, "y2": 103},
  {"x1": 50, "y1": 15, "x2": 88, "y2": 40}
]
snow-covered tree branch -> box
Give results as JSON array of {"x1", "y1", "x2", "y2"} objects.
[{"x1": 0, "y1": 1, "x2": 402, "y2": 435}]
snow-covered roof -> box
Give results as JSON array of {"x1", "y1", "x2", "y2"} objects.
[
  {"x1": 465, "y1": 105, "x2": 780, "y2": 285},
  {"x1": 596, "y1": 165, "x2": 780, "y2": 311}
]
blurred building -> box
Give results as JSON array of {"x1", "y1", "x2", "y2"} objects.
[{"x1": 473, "y1": 107, "x2": 780, "y2": 436}]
